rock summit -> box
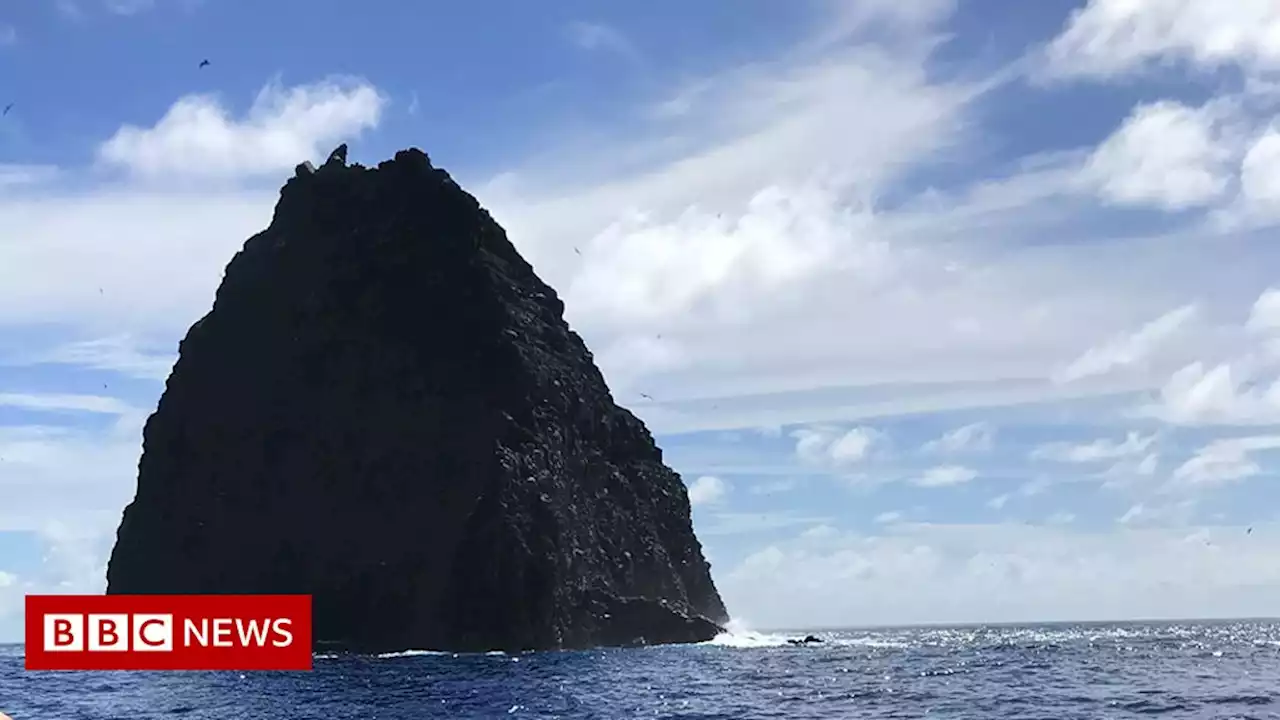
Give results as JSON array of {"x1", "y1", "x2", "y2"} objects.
[{"x1": 105, "y1": 146, "x2": 729, "y2": 653}]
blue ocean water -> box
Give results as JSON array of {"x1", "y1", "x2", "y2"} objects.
[{"x1": 3, "y1": 620, "x2": 1280, "y2": 719}]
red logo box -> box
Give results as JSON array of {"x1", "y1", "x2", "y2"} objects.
[{"x1": 24, "y1": 594, "x2": 312, "y2": 671}]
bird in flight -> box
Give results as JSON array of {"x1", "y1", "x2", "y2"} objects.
[
  {"x1": 639, "y1": 392, "x2": 653, "y2": 400},
  {"x1": 199, "y1": 59, "x2": 210, "y2": 68},
  {"x1": 2, "y1": 103, "x2": 12, "y2": 116}
]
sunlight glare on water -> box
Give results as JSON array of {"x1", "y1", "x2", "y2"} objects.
[{"x1": 5, "y1": 619, "x2": 1280, "y2": 719}]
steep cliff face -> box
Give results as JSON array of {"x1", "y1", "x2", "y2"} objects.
[{"x1": 105, "y1": 146, "x2": 728, "y2": 653}]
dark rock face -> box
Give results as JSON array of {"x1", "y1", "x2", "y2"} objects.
[{"x1": 105, "y1": 147, "x2": 729, "y2": 653}]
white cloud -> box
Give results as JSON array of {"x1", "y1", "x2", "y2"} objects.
[
  {"x1": 0, "y1": 164, "x2": 59, "y2": 186},
  {"x1": 873, "y1": 511, "x2": 903, "y2": 525},
  {"x1": 687, "y1": 475, "x2": 729, "y2": 506},
  {"x1": 920, "y1": 422, "x2": 995, "y2": 454},
  {"x1": 913, "y1": 465, "x2": 977, "y2": 488},
  {"x1": 1148, "y1": 361, "x2": 1280, "y2": 425},
  {"x1": 987, "y1": 494, "x2": 1010, "y2": 510},
  {"x1": 1044, "y1": 0, "x2": 1280, "y2": 79},
  {"x1": 105, "y1": 0, "x2": 154, "y2": 14},
  {"x1": 1099, "y1": 451, "x2": 1161, "y2": 490},
  {"x1": 3, "y1": 4, "x2": 1240, "y2": 440},
  {"x1": 1170, "y1": 435, "x2": 1280, "y2": 488},
  {"x1": 1247, "y1": 286, "x2": 1280, "y2": 333},
  {"x1": 720, "y1": 521, "x2": 1280, "y2": 627},
  {"x1": 98, "y1": 77, "x2": 386, "y2": 181},
  {"x1": 792, "y1": 425, "x2": 885, "y2": 466},
  {"x1": 698, "y1": 511, "x2": 831, "y2": 537},
  {"x1": 1032, "y1": 431, "x2": 1158, "y2": 463},
  {"x1": 1078, "y1": 101, "x2": 1234, "y2": 211},
  {"x1": 1138, "y1": 286, "x2": 1280, "y2": 425},
  {"x1": 13, "y1": 1, "x2": 1280, "y2": 635},
  {"x1": 13, "y1": 335, "x2": 175, "y2": 381},
  {"x1": 0, "y1": 392, "x2": 138, "y2": 416},
  {"x1": 1055, "y1": 303, "x2": 1200, "y2": 383},
  {"x1": 565, "y1": 21, "x2": 640, "y2": 64},
  {"x1": 0, "y1": 419, "x2": 145, "y2": 533},
  {"x1": 0, "y1": 188, "x2": 273, "y2": 336},
  {"x1": 1237, "y1": 127, "x2": 1280, "y2": 219}
]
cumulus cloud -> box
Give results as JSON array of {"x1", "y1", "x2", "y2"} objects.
[
  {"x1": 913, "y1": 465, "x2": 978, "y2": 488},
  {"x1": 97, "y1": 77, "x2": 386, "y2": 181},
  {"x1": 1078, "y1": 101, "x2": 1234, "y2": 211},
  {"x1": 1044, "y1": 0, "x2": 1280, "y2": 79},
  {"x1": 1148, "y1": 361, "x2": 1275, "y2": 425},
  {"x1": 1246, "y1": 287, "x2": 1280, "y2": 333},
  {"x1": 1237, "y1": 127, "x2": 1280, "y2": 219},
  {"x1": 792, "y1": 425, "x2": 885, "y2": 466},
  {"x1": 1032, "y1": 431, "x2": 1158, "y2": 463},
  {"x1": 11, "y1": 0, "x2": 1280, "y2": 635},
  {"x1": 1131, "y1": 287, "x2": 1280, "y2": 424},
  {"x1": 1170, "y1": 435, "x2": 1280, "y2": 488},
  {"x1": 920, "y1": 422, "x2": 995, "y2": 454},
  {"x1": 686, "y1": 475, "x2": 729, "y2": 506}
]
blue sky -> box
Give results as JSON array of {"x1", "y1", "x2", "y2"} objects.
[{"x1": 5, "y1": 0, "x2": 1280, "y2": 640}]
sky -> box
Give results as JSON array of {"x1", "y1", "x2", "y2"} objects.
[{"x1": 3, "y1": 0, "x2": 1280, "y2": 640}]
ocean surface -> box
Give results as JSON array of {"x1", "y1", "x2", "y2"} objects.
[{"x1": 3, "y1": 620, "x2": 1280, "y2": 719}]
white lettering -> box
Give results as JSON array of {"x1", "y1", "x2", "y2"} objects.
[
  {"x1": 236, "y1": 618, "x2": 270, "y2": 646},
  {"x1": 271, "y1": 618, "x2": 293, "y2": 647},
  {"x1": 212, "y1": 618, "x2": 234, "y2": 647},
  {"x1": 132, "y1": 614, "x2": 174, "y2": 651},
  {"x1": 87, "y1": 614, "x2": 128, "y2": 652},
  {"x1": 44, "y1": 614, "x2": 83, "y2": 652},
  {"x1": 184, "y1": 618, "x2": 208, "y2": 647}
]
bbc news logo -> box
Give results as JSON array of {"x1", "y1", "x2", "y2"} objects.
[{"x1": 25, "y1": 594, "x2": 312, "y2": 671}]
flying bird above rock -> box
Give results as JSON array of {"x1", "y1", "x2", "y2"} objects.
[
  {"x1": 2, "y1": 103, "x2": 12, "y2": 116},
  {"x1": 199, "y1": 59, "x2": 210, "y2": 68}
]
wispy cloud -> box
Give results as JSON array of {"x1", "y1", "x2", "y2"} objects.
[
  {"x1": 564, "y1": 21, "x2": 642, "y2": 65},
  {"x1": 1170, "y1": 435, "x2": 1280, "y2": 489},
  {"x1": 1055, "y1": 304, "x2": 1200, "y2": 383},
  {"x1": 0, "y1": 393, "x2": 137, "y2": 416},
  {"x1": 104, "y1": 0, "x2": 155, "y2": 14},
  {"x1": 921, "y1": 422, "x2": 995, "y2": 455},
  {"x1": 1032, "y1": 431, "x2": 1158, "y2": 464},
  {"x1": 912, "y1": 465, "x2": 978, "y2": 488}
]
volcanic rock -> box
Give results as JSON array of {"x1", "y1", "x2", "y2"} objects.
[{"x1": 104, "y1": 146, "x2": 729, "y2": 653}]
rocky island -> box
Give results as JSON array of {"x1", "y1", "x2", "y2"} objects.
[{"x1": 104, "y1": 145, "x2": 729, "y2": 653}]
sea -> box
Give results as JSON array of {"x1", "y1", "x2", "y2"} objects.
[{"x1": 3, "y1": 619, "x2": 1279, "y2": 719}]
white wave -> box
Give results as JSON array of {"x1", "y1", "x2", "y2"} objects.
[
  {"x1": 701, "y1": 618, "x2": 793, "y2": 648},
  {"x1": 373, "y1": 649, "x2": 451, "y2": 658}
]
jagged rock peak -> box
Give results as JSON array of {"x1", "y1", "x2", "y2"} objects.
[{"x1": 104, "y1": 145, "x2": 729, "y2": 654}]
